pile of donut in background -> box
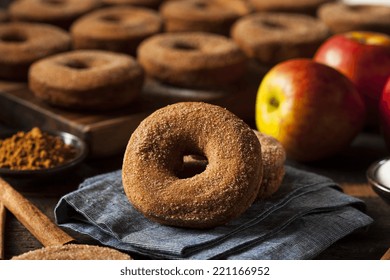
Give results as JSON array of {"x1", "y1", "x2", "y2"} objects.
[
  {"x1": 0, "y1": 0, "x2": 390, "y2": 226},
  {"x1": 0, "y1": 0, "x2": 389, "y2": 111}
]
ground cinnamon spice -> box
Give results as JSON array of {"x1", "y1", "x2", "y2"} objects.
[{"x1": 0, "y1": 127, "x2": 77, "y2": 170}]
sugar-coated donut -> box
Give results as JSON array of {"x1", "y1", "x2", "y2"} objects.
[
  {"x1": 71, "y1": 7, "x2": 162, "y2": 56},
  {"x1": 0, "y1": 22, "x2": 71, "y2": 80},
  {"x1": 248, "y1": 0, "x2": 335, "y2": 15},
  {"x1": 102, "y1": 0, "x2": 163, "y2": 9},
  {"x1": 122, "y1": 102, "x2": 263, "y2": 229},
  {"x1": 9, "y1": 0, "x2": 101, "y2": 29},
  {"x1": 12, "y1": 244, "x2": 131, "y2": 260},
  {"x1": 29, "y1": 50, "x2": 144, "y2": 110},
  {"x1": 231, "y1": 13, "x2": 330, "y2": 65},
  {"x1": 318, "y1": 3, "x2": 390, "y2": 35},
  {"x1": 138, "y1": 32, "x2": 247, "y2": 88},
  {"x1": 160, "y1": 0, "x2": 251, "y2": 36},
  {"x1": 253, "y1": 130, "x2": 285, "y2": 198}
]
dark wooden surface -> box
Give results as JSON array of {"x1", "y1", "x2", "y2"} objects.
[{"x1": 1, "y1": 129, "x2": 390, "y2": 260}]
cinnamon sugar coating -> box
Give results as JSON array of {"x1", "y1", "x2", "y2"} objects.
[
  {"x1": 231, "y1": 13, "x2": 330, "y2": 65},
  {"x1": 29, "y1": 50, "x2": 144, "y2": 110},
  {"x1": 160, "y1": 0, "x2": 251, "y2": 36},
  {"x1": 138, "y1": 32, "x2": 247, "y2": 88},
  {"x1": 122, "y1": 102, "x2": 263, "y2": 229},
  {"x1": 318, "y1": 3, "x2": 390, "y2": 35},
  {"x1": 253, "y1": 130, "x2": 286, "y2": 198},
  {"x1": 12, "y1": 244, "x2": 131, "y2": 260},
  {"x1": 0, "y1": 22, "x2": 71, "y2": 80},
  {"x1": 71, "y1": 6, "x2": 162, "y2": 55}
]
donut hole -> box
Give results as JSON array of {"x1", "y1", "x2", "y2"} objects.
[
  {"x1": 63, "y1": 60, "x2": 90, "y2": 70},
  {"x1": 347, "y1": 5, "x2": 366, "y2": 12},
  {"x1": 100, "y1": 15, "x2": 122, "y2": 23},
  {"x1": 177, "y1": 154, "x2": 208, "y2": 179},
  {"x1": 172, "y1": 41, "x2": 199, "y2": 51},
  {"x1": 193, "y1": 2, "x2": 208, "y2": 9},
  {"x1": 0, "y1": 32, "x2": 27, "y2": 43},
  {"x1": 41, "y1": 0, "x2": 66, "y2": 5},
  {"x1": 260, "y1": 20, "x2": 285, "y2": 29}
]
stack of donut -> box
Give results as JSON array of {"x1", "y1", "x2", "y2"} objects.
[
  {"x1": 2, "y1": 0, "x2": 389, "y2": 112},
  {"x1": 0, "y1": 0, "x2": 163, "y2": 111},
  {"x1": 122, "y1": 102, "x2": 286, "y2": 228}
]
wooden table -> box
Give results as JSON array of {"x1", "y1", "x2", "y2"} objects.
[{"x1": 1, "y1": 129, "x2": 390, "y2": 260}]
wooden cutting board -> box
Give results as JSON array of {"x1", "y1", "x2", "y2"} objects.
[{"x1": 0, "y1": 62, "x2": 266, "y2": 158}]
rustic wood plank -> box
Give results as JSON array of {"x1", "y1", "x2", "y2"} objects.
[
  {"x1": 341, "y1": 183, "x2": 377, "y2": 198},
  {"x1": 0, "y1": 81, "x2": 26, "y2": 93}
]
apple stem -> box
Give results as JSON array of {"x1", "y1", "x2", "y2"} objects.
[{"x1": 269, "y1": 97, "x2": 279, "y2": 109}]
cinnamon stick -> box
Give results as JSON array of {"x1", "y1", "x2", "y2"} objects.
[
  {"x1": 0, "y1": 202, "x2": 5, "y2": 259},
  {"x1": 0, "y1": 177, "x2": 74, "y2": 247}
]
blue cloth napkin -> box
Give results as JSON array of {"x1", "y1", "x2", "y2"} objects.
[{"x1": 54, "y1": 166, "x2": 373, "y2": 260}]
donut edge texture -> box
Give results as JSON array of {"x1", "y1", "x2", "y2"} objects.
[{"x1": 122, "y1": 102, "x2": 263, "y2": 228}]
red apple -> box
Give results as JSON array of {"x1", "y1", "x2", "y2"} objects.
[
  {"x1": 255, "y1": 59, "x2": 366, "y2": 162},
  {"x1": 380, "y1": 78, "x2": 390, "y2": 150},
  {"x1": 314, "y1": 31, "x2": 390, "y2": 124}
]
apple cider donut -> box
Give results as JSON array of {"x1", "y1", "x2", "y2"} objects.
[
  {"x1": 122, "y1": 102, "x2": 263, "y2": 229},
  {"x1": 318, "y1": 3, "x2": 390, "y2": 35},
  {"x1": 160, "y1": 0, "x2": 251, "y2": 36},
  {"x1": 0, "y1": 22, "x2": 71, "y2": 80},
  {"x1": 12, "y1": 244, "x2": 131, "y2": 260},
  {"x1": 29, "y1": 50, "x2": 144, "y2": 110},
  {"x1": 9, "y1": 0, "x2": 101, "y2": 30},
  {"x1": 253, "y1": 130, "x2": 286, "y2": 198},
  {"x1": 231, "y1": 13, "x2": 330, "y2": 65},
  {"x1": 71, "y1": 6, "x2": 162, "y2": 56},
  {"x1": 138, "y1": 32, "x2": 247, "y2": 88},
  {"x1": 248, "y1": 0, "x2": 334, "y2": 15}
]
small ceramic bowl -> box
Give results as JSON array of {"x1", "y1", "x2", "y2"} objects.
[
  {"x1": 0, "y1": 129, "x2": 87, "y2": 178},
  {"x1": 367, "y1": 158, "x2": 390, "y2": 205}
]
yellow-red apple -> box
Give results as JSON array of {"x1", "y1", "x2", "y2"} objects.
[
  {"x1": 255, "y1": 59, "x2": 366, "y2": 162},
  {"x1": 314, "y1": 31, "x2": 390, "y2": 124}
]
